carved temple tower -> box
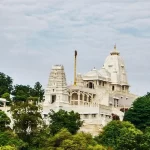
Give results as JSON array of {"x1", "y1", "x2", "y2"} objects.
[{"x1": 43, "y1": 65, "x2": 69, "y2": 112}]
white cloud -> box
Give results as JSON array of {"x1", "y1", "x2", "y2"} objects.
[{"x1": 0, "y1": 0, "x2": 150, "y2": 95}]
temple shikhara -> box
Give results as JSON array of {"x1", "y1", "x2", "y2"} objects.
[{"x1": 43, "y1": 46, "x2": 138, "y2": 135}]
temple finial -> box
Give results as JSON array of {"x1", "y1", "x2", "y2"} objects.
[
  {"x1": 114, "y1": 44, "x2": 116, "y2": 50},
  {"x1": 110, "y1": 44, "x2": 120, "y2": 55}
]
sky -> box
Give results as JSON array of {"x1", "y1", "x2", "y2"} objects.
[{"x1": 0, "y1": 0, "x2": 150, "y2": 96}]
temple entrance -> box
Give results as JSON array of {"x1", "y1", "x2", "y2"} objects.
[{"x1": 51, "y1": 95, "x2": 56, "y2": 104}]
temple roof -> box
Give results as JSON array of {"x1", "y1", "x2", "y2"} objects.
[
  {"x1": 83, "y1": 68, "x2": 104, "y2": 80},
  {"x1": 104, "y1": 46, "x2": 128, "y2": 85},
  {"x1": 85, "y1": 68, "x2": 101, "y2": 77}
]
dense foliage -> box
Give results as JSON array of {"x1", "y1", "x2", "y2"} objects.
[
  {"x1": 11, "y1": 100, "x2": 43, "y2": 143},
  {"x1": 39, "y1": 128, "x2": 106, "y2": 150},
  {"x1": 95, "y1": 121, "x2": 142, "y2": 150},
  {"x1": 49, "y1": 109, "x2": 83, "y2": 135},
  {"x1": 32, "y1": 82, "x2": 44, "y2": 102},
  {"x1": 0, "y1": 145, "x2": 17, "y2": 150},
  {"x1": 0, "y1": 110, "x2": 11, "y2": 131},
  {"x1": 124, "y1": 93, "x2": 150, "y2": 131},
  {"x1": 0, "y1": 131, "x2": 27, "y2": 149},
  {"x1": 0, "y1": 109, "x2": 26, "y2": 149},
  {"x1": 0, "y1": 72, "x2": 13, "y2": 98},
  {"x1": 12, "y1": 82, "x2": 44, "y2": 102}
]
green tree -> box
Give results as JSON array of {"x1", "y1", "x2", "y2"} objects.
[
  {"x1": 41, "y1": 129, "x2": 106, "y2": 150},
  {"x1": 11, "y1": 100, "x2": 43, "y2": 143},
  {"x1": 49, "y1": 109, "x2": 83, "y2": 135},
  {"x1": 0, "y1": 111, "x2": 11, "y2": 131},
  {"x1": 124, "y1": 92, "x2": 150, "y2": 131},
  {"x1": 12, "y1": 82, "x2": 44, "y2": 102},
  {"x1": 2, "y1": 93, "x2": 11, "y2": 105},
  {"x1": 140, "y1": 127, "x2": 150, "y2": 150},
  {"x1": 0, "y1": 131, "x2": 27, "y2": 149},
  {"x1": 0, "y1": 72, "x2": 13, "y2": 97},
  {"x1": 48, "y1": 128, "x2": 72, "y2": 149},
  {"x1": 27, "y1": 125, "x2": 50, "y2": 150},
  {"x1": 32, "y1": 82, "x2": 44, "y2": 102},
  {"x1": 61, "y1": 133, "x2": 87, "y2": 150},
  {"x1": 0, "y1": 145, "x2": 16, "y2": 150},
  {"x1": 95, "y1": 121, "x2": 142, "y2": 150},
  {"x1": 12, "y1": 84, "x2": 31, "y2": 101}
]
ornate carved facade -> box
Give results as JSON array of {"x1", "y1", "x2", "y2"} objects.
[{"x1": 43, "y1": 46, "x2": 138, "y2": 135}]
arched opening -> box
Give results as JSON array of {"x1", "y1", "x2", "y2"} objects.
[
  {"x1": 89, "y1": 82, "x2": 94, "y2": 89},
  {"x1": 72, "y1": 93, "x2": 78, "y2": 100},
  {"x1": 84, "y1": 95, "x2": 87, "y2": 101}
]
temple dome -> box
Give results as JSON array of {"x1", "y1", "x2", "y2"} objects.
[
  {"x1": 103, "y1": 46, "x2": 128, "y2": 85},
  {"x1": 83, "y1": 68, "x2": 104, "y2": 80}
]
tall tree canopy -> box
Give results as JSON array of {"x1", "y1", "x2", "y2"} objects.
[
  {"x1": 11, "y1": 100, "x2": 44, "y2": 143},
  {"x1": 30, "y1": 82, "x2": 44, "y2": 102},
  {"x1": 95, "y1": 121, "x2": 142, "y2": 150},
  {"x1": 12, "y1": 82, "x2": 44, "y2": 102},
  {"x1": 0, "y1": 111, "x2": 11, "y2": 131},
  {"x1": 12, "y1": 84, "x2": 31, "y2": 101},
  {"x1": 0, "y1": 72, "x2": 13, "y2": 97},
  {"x1": 124, "y1": 92, "x2": 150, "y2": 131},
  {"x1": 49, "y1": 109, "x2": 83, "y2": 135}
]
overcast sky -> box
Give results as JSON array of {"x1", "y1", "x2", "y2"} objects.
[{"x1": 0, "y1": 0, "x2": 150, "y2": 96}]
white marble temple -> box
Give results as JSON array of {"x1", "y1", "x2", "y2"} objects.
[{"x1": 43, "y1": 46, "x2": 138, "y2": 135}]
